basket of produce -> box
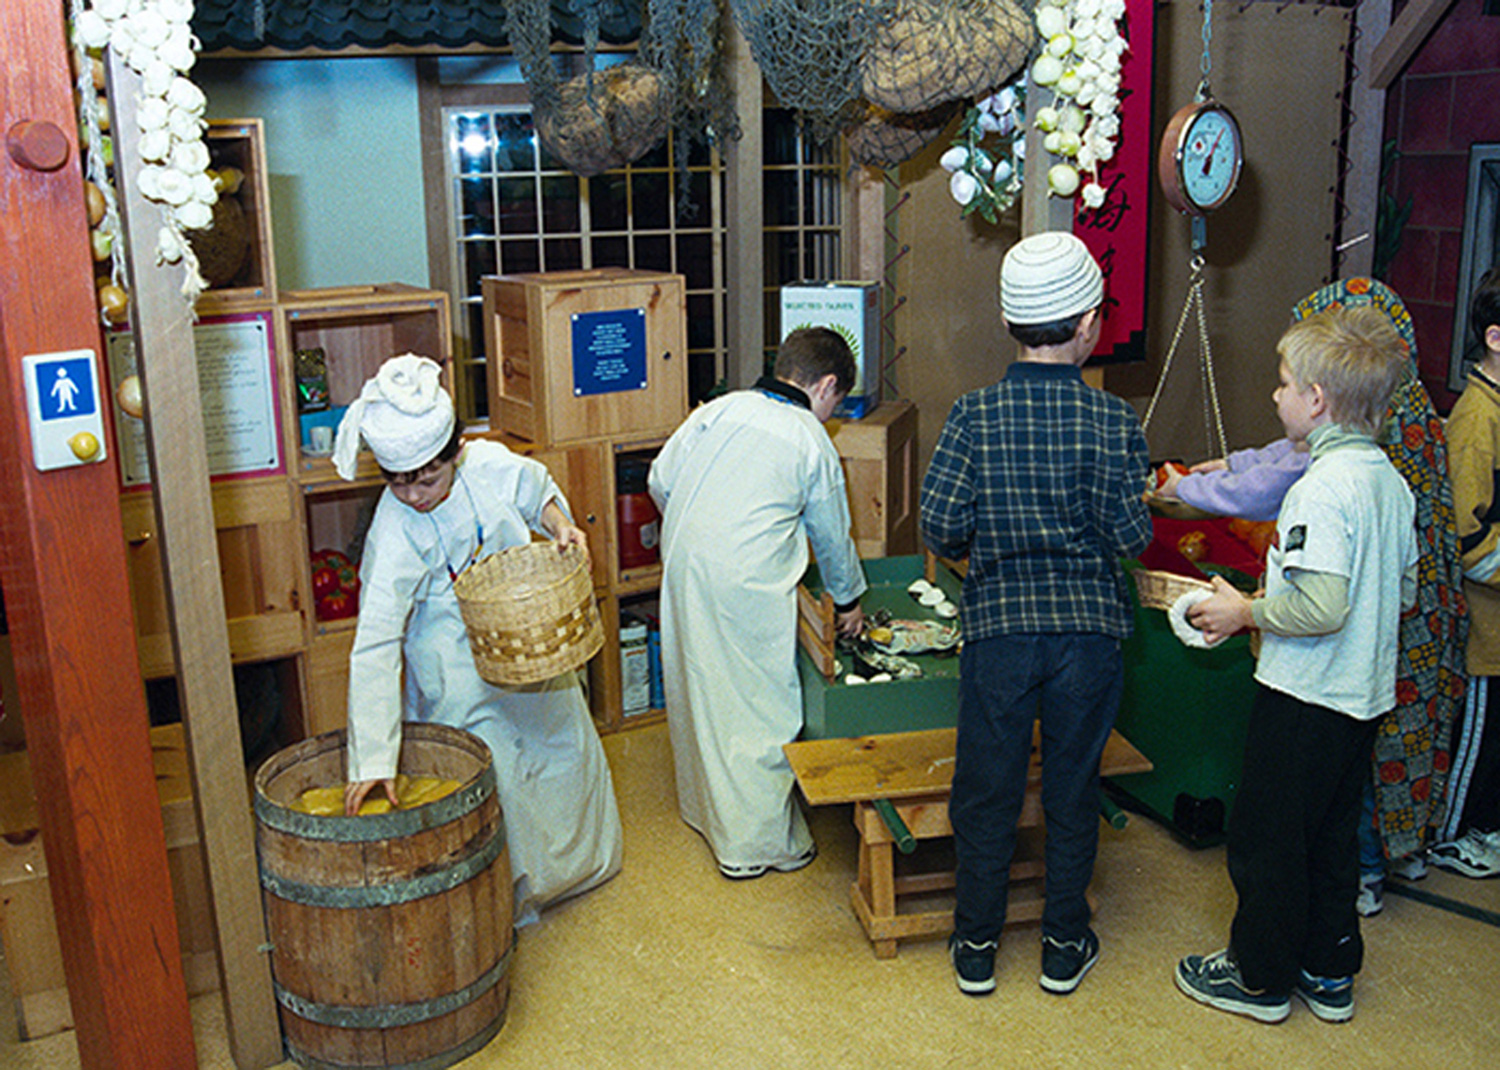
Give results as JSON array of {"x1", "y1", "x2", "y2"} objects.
[{"x1": 454, "y1": 542, "x2": 603, "y2": 685}]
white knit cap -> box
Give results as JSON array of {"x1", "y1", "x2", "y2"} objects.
[
  {"x1": 1000, "y1": 231, "x2": 1104, "y2": 325},
  {"x1": 332, "y1": 354, "x2": 455, "y2": 481}
]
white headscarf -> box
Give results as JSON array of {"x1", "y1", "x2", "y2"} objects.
[{"x1": 332, "y1": 354, "x2": 456, "y2": 481}]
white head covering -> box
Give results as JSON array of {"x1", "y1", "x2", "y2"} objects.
[
  {"x1": 332, "y1": 354, "x2": 455, "y2": 481},
  {"x1": 1000, "y1": 231, "x2": 1104, "y2": 325}
]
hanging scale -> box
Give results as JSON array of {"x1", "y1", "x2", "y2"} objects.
[{"x1": 1144, "y1": 0, "x2": 1241, "y2": 459}]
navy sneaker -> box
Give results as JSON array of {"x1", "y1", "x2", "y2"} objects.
[
  {"x1": 1295, "y1": 969, "x2": 1354, "y2": 1023},
  {"x1": 949, "y1": 935, "x2": 998, "y2": 996},
  {"x1": 1175, "y1": 950, "x2": 1290, "y2": 1023},
  {"x1": 1039, "y1": 930, "x2": 1099, "y2": 994}
]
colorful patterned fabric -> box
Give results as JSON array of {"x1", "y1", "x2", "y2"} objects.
[{"x1": 1292, "y1": 278, "x2": 1469, "y2": 859}]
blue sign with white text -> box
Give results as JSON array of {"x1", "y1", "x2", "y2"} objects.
[
  {"x1": 34, "y1": 356, "x2": 97, "y2": 420},
  {"x1": 572, "y1": 307, "x2": 647, "y2": 397}
]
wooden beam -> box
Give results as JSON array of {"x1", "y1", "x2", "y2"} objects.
[
  {"x1": 723, "y1": 21, "x2": 765, "y2": 390},
  {"x1": 107, "y1": 54, "x2": 286, "y2": 1070},
  {"x1": 1368, "y1": 0, "x2": 1456, "y2": 90},
  {"x1": 0, "y1": 1, "x2": 197, "y2": 1065},
  {"x1": 1341, "y1": 0, "x2": 1391, "y2": 277}
]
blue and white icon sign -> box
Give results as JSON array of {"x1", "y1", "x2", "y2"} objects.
[
  {"x1": 34, "y1": 354, "x2": 98, "y2": 421},
  {"x1": 22, "y1": 349, "x2": 108, "y2": 471}
]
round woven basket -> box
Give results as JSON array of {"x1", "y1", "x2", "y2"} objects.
[
  {"x1": 454, "y1": 542, "x2": 603, "y2": 686},
  {"x1": 1132, "y1": 568, "x2": 1214, "y2": 612}
]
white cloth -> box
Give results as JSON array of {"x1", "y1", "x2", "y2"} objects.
[
  {"x1": 333, "y1": 354, "x2": 455, "y2": 480},
  {"x1": 346, "y1": 439, "x2": 622, "y2": 918},
  {"x1": 649, "y1": 389, "x2": 867, "y2": 869},
  {"x1": 1168, "y1": 588, "x2": 1220, "y2": 649},
  {"x1": 1255, "y1": 444, "x2": 1418, "y2": 720}
]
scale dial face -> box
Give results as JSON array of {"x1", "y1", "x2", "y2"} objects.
[{"x1": 1158, "y1": 101, "x2": 1243, "y2": 216}]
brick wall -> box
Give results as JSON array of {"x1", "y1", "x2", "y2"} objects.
[{"x1": 1382, "y1": 0, "x2": 1500, "y2": 412}]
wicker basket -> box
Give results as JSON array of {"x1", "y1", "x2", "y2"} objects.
[
  {"x1": 454, "y1": 542, "x2": 603, "y2": 685},
  {"x1": 1132, "y1": 568, "x2": 1214, "y2": 612}
]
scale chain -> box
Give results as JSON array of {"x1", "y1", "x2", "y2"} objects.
[{"x1": 1141, "y1": 255, "x2": 1228, "y2": 462}]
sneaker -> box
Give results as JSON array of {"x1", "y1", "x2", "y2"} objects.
[
  {"x1": 718, "y1": 843, "x2": 817, "y2": 880},
  {"x1": 1039, "y1": 930, "x2": 1100, "y2": 994},
  {"x1": 1355, "y1": 875, "x2": 1383, "y2": 918},
  {"x1": 1387, "y1": 852, "x2": 1428, "y2": 881},
  {"x1": 1429, "y1": 829, "x2": 1500, "y2": 878},
  {"x1": 772, "y1": 843, "x2": 818, "y2": 873},
  {"x1": 950, "y1": 936, "x2": 998, "y2": 996},
  {"x1": 1175, "y1": 950, "x2": 1291, "y2": 1023},
  {"x1": 1295, "y1": 969, "x2": 1355, "y2": 1023}
]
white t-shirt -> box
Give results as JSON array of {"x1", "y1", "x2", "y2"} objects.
[{"x1": 1255, "y1": 443, "x2": 1417, "y2": 720}]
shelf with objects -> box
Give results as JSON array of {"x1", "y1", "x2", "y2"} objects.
[
  {"x1": 276, "y1": 284, "x2": 454, "y2": 737},
  {"x1": 481, "y1": 268, "x2": 686, "y2": 733}
]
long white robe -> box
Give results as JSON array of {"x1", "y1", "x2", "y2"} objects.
[
  {"x1": 347, "y1": 440, "x2": 622, "y2": 921},
  {"x1": 649, "y1": 388, "x2": 867, "y2": 869}
]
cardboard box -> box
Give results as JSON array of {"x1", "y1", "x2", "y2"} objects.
[
  {"x1": 0, "y1": 724, "x2": 218, "y2": 1040},
  {"x1": 780, "y1": 281, "x2": 883, "y2": 419}
]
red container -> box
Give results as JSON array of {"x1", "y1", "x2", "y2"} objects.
[{"x1": 617, "y1": 491, "x2": 659, "y2": 569}]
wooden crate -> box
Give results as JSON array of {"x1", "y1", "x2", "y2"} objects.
[
  {"x1": 0, "y1": 725, "x2": 218, "y2": 1040},
  {"x1": 120, "y1": 476, "x2": 308, "y2": 678},
  {"x1": 482, "y1": 269, "x2": 688, "y2": 447},
  {"x1": 194, "y1": 119, "x2": 277, "y2": 313},
  {"x1": 828, "y1": 400, "x2": 919, "y2": 559},
  {"x1": 277, "y1": 283, "x2": 452, "y2": 483}
]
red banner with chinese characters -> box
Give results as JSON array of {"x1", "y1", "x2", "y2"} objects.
[{"x1": 1076, "y1": 0, "x2": 1153, "y2": 365}]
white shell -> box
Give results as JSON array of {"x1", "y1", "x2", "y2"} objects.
[
  {"x1": 907, "y1": 578, "x2": 933, "y2": 595},
  {"x1": 934, "y1": 601, "x2": 959, "y2": 619},
  {"x1": 868, "y1": 673, "x2": 893, "y2": 684},
  {"x1": 919, "y1": 587, "x2": 946, "y2": 607},
  {"x1": 844, "y1": 674, "x2": 867, "y2": 686}
]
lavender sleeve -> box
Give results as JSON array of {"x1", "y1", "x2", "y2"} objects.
[{"x1": 1176, "y1": 439, "x2": 1309, "y2": 521}]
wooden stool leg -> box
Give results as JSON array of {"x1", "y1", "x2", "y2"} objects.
[{"x1": 868, "y1": 839, "x2": 897, "y2": 958}]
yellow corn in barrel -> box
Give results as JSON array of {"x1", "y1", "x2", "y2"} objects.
[{"x1": 290, "y1": 773, "x2": 462, "y2": 816}]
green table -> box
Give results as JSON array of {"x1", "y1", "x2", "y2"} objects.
[{"x1": 798, "y1": 555, "x2": 963, "y2": 740}]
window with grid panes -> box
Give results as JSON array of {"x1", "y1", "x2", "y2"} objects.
[
  {"x1": 446, "y1": 106, "x2": 727, "y2": 425},
  {"x1": 761, "y1": 107, "x2": 846, "y2": 373}
]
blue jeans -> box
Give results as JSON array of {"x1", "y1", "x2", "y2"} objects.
[{"x1": 951, "y1": 633, "x2": 1123, "y2": 944}]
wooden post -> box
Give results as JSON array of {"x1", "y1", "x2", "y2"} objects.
[
  {"x1": 0, "y1": 0, "x2": 197, "y2": 1065},
  {"x1": 723, "y1": 21, "x2": 765, "y2": 390},
  {"x1": 107, "y1": 54, "x2": 286, "y2": 1069}
]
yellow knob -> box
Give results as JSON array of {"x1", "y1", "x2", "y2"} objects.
[{"x1": 68, "y1": 431, "x2": 100, "y2": 460}]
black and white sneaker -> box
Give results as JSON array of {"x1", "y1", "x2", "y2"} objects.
[
  {"x1": 950, "y1": 936, "x2": 998, "y2": 996},
  {"x1": 1429, "y1": 829, "x2": 1500, "y2": 878},
  {"x1": 1175, "y1": 949, "x2": 1290, "y2": 1023},
  {"x1": 1039, "y1": 930, "x2": 1099, "y2": 994},
  {"x1": 718, "y1": 843, "x2": 817, "y2": 880}
]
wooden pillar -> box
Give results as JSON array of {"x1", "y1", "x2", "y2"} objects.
[
  {"x1": 107, "y1": 54, "x2": 285, "y2": 1070},
  {"x1": 0, "y1": 0, "x2": 197, "y2": 1065},
  {"x1": 723, "y1": 21, "x2": 765, "y2": 390}
]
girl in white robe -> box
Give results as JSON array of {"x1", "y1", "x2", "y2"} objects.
[{"x1": 334, "y1": 356, "x2": 622, "y2": 922}]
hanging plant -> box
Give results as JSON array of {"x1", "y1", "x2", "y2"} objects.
[{"x1": 939, "y1": 83, "x2": 1026, "y2": 224}]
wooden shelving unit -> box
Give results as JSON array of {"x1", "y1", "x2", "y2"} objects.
[{"x1": 482, "y1": 269, "x2": 688, "y2": 732}]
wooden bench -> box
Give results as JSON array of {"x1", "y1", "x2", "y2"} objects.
[{"x1": 785, "y1": 725, "x2": 1152, "y2": 958}]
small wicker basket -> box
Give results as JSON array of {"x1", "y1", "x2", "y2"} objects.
[
  {"x1": 454, "y1": 542, "x2": 603, "y2": 686},
  {"x1": 1132, "y1": 568, "x2": 1214, "y2": 612}
]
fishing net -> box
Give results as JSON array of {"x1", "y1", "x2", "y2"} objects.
[
  {"x1": 862, "y1": 0, "x2": 1035, "y2": 115},
  {"x1": 844, "y1": 99, "x2": 960, "y2": 169},
  {"x1": 532, "y1": 63, "x2": 671, "y2": 177},
  {"x1": 727, "y1": 0, "x2": 896, "y2": 144}
]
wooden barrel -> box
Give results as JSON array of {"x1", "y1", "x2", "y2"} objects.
[{"x1": 253, "y1": 724, "x2": 512, "y2": 1069}]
